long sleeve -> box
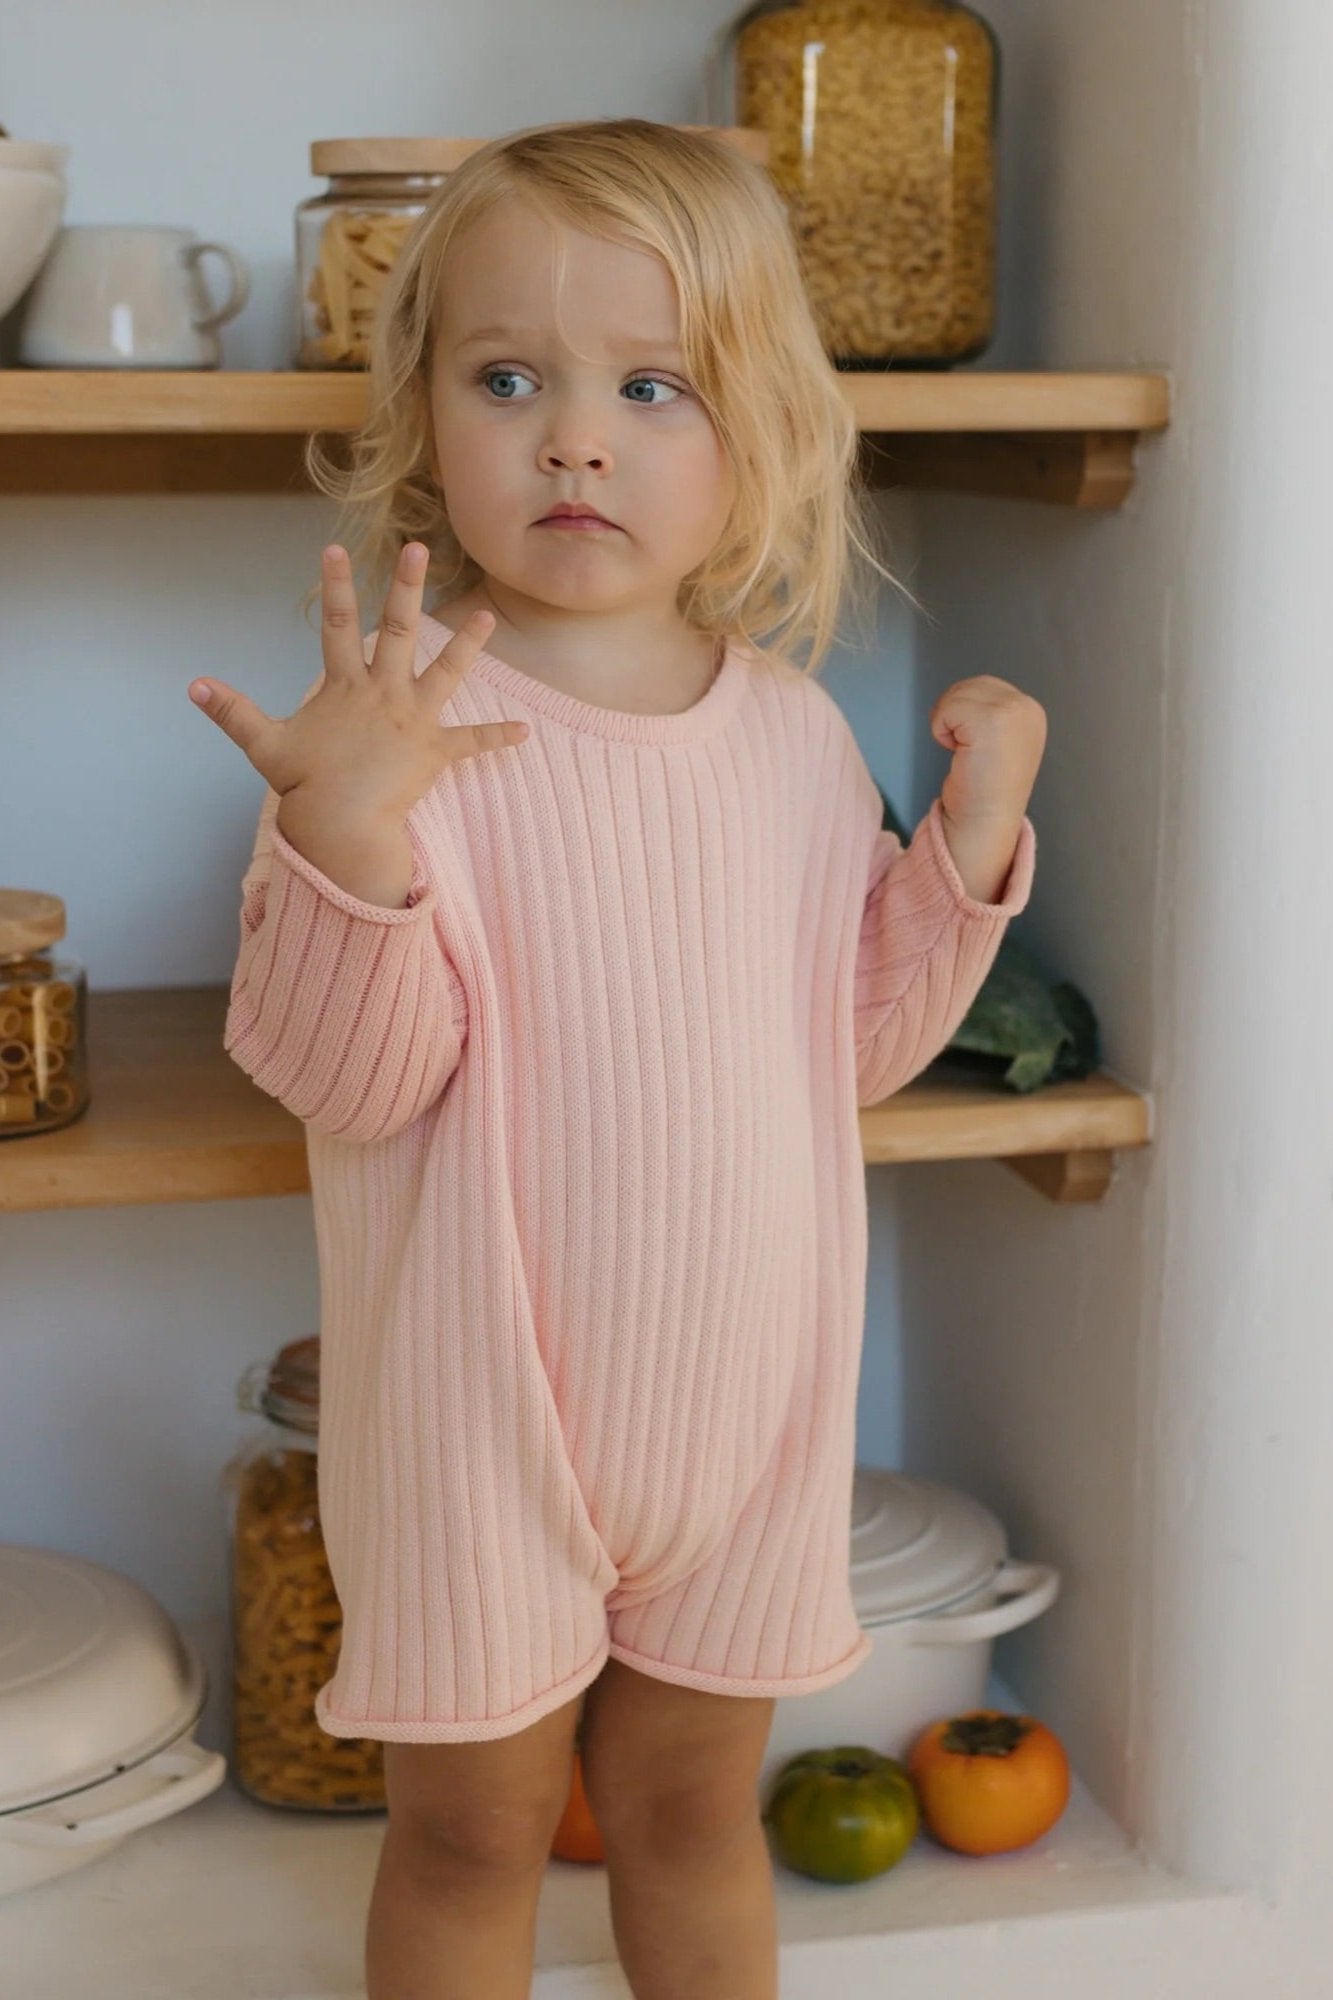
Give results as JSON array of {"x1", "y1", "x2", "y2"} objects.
[
  {"x1": 222, "y1": 654, "x2": 469, "y2": 1143},
  {"x1": 855, "y1": 793, "x2": 1036, "y2": 1107}
]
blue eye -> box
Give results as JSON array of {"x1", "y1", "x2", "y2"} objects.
[
  {"x1": 474, "y1": 366, "x2": 683, "y2": 406},
  {"x1": 473, "y1": 367, "x2": 534, "y2": 400},
  {"x1": 623, "y1": 376, "x2": 681, "y2": 406}
]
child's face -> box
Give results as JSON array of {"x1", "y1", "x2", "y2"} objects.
[{"x1": 428, "y1": 201, "x2": 736, "y2": 622}]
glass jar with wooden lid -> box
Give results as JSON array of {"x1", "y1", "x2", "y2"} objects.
[
  {"x1": 294, "y1": 137, "x2": 475, "y2": 369},
  {"x1": 221, "y1": 1334, "x2": 385, "y2": 1811},
  {"x1": 0, "y1": 889, "x2": 89, "y2": 1139},
  {"x1": 707, "y1": 0, "x2": 1000, "y2": 366}
]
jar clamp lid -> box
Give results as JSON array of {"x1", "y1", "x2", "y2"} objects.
[
  {"x1": 309, "y1": 137, "x2": 477, "y2": 176},
  {"x1": 0, "y1": 890, "x2": 65, "y2": 956},
  {"x1": 236, "y1": 1333, "x2": 320, "y2": 1435},
  {"x1": 308, "y1": 131, "x2": 770, "y2": 177}
]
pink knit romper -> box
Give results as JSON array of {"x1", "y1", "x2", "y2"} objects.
[{"x1": 224, "y1": 614, "x2": 1036, "y2": 1741}]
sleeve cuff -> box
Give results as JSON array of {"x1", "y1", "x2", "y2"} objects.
[
  {"x1": 267, "y1": 823, "x2": 438, "y2": 925},
  {"x1": 923, "y1": 796, "x2": 1036, "y2": 918}
]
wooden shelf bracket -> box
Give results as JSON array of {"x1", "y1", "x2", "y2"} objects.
[{"x1": 860, "y1": 429, "x2": 1143, "y2": 508}]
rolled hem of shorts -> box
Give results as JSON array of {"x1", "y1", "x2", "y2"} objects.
[
  {"x1": 605, "y1": 1626, "x2": 874, "y2": 1699},
  {"x1": 314, "y1": 1637, "x2": 611, "y2": 1742}
]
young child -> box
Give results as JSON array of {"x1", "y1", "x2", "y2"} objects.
[{"x1": 191, "y1": 119, "x2": 1044, "y2": 2000}]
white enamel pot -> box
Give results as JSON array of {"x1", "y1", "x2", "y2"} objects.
[
  {"x1": 0, "y1": 1546, "x2": 226, "y2": 1898},
  {"x1": 759, "y1": 1466, "x2": 1060, "y2": 1797}
]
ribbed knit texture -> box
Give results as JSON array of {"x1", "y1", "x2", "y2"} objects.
[{"x1": 224, "y1": 614, "x2": 1036, "y2": 1740}]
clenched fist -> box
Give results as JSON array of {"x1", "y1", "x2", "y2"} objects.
[{"x1": 927, "y1": 673, "x2": 1046, "y2": 906}]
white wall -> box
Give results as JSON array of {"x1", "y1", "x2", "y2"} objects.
[{"x1": 899, "y1": 0, "x2": 1333, "y2": 1928}]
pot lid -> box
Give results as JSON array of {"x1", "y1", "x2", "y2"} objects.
[
  {"x1": 850, "y1": 1465, "x2": 1008, "y2": 1623},
  {"x1": 0, "y1": 1545, "x2": 206, "y2": 1816}
]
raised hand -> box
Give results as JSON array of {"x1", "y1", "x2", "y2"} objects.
[
  {"x1": 927, "y1": 672, "x2": 1045, "y2": 905},
  {"x1": 188, "y1": 541, "x2": 528, "y2": 827}
]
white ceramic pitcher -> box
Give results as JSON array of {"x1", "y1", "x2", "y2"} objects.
[{"x1": 17, "y1": 224, "x2": 250, "y2": 368}]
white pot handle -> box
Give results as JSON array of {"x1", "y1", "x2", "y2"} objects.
[
  {"x1": 6, "y1": 1740, "x2": 227, "y2": 1847},
  {"x1": 906, "y1": 1560, "x2": 1060, "y2": 1647}
]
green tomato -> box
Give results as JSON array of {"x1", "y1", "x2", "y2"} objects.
[{"x1": 763, "y1": 1745, "x2": 920, "y2": 1884}]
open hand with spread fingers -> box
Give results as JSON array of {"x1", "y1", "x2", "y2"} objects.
[{"x1": 187, "y1": 541, "x2": 528, "y2": 829}]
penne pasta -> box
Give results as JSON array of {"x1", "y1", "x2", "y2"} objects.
[
  {"x1": 0, "y1": 900, "x2": 89, "y2": 1135},
  {"x1": 227, "y1": 1436, "x2": 386, "y2": 1811},
  {"x1": 299, "y1": 206, "x2": 419, "y2": 369}
]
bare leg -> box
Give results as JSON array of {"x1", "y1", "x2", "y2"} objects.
[
  {"x1": 579, "y1": 1657, "x2": 779, "y2": 2000},
  {"x1": 601, "y1": 1811, "x2": 777, "y2": 2000},
  {"x1": 364, "y1": 1693, "x2": 583, "y2": 2000},
  {"x1": 365, "y1": 1822, "x2": 557, "y2": 2000}
]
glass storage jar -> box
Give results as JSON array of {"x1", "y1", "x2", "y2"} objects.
[
  {"x1": 707, "y1": 0, "x2": 1000, "y2": 366},
  {"x1": 221, "y1": 1334, "x2": 385, "y2": 1811},
  {"x1": 0, "y1": 889, "x2": 89, "y2": 1138},
  {"x1": 294, "y1": 137, "x2": 469, "y2": 369}
]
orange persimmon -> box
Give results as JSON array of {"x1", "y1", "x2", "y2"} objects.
[
  {"x1": 906, "y1": 1709, "x2": 1070, "y2": 1856},
  {"x1": 550, "y1": 1751, "x2": 605, "y2": 1864}
]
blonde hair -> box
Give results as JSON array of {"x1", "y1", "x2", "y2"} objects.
[{"x1": 301, "y1": 116, "x2": 926, "y2": 676}]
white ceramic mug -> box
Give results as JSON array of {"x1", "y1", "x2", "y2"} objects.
[{"x1": 17, "y1": 224, "x2": 250, "y2": 369}]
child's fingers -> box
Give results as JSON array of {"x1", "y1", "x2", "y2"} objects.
[
  {"x1": 366, "y1": 542, "x2": 432, "y2": 681},
  {"x1": 417, "y1": 608, "x2": 499, "y2": 702},
  {"x1": 320, "y1": 545, "x2": 369, "y2": 682},
  {"x1": 188, "y1": 677, "x2": 277, "y2": 771},
  {"x1": 440, "y1": 718, "x2": 530, "y2": 764}
]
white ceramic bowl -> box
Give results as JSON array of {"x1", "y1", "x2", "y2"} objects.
[{"x1": 0, "y1": 142, "x2": 70, "y2": 322}]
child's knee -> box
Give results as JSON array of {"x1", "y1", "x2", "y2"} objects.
[
  {"x1": 381, "y1": 1706, "x2": 580, "y2": 1878},
  {"x1": 579, "y1": 1665, "x2": 776, "y2": 1857},
  {"x1": 385, "y1": 1792, "x2": 561, "y2": 1881}
]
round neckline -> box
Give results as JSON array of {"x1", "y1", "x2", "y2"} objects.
[{"x1": 419, "y1": 611, "x2": 751, "y2": 745}]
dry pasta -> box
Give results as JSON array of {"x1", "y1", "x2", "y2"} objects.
[
  {"x1": 301, "y1": 208, "x2": 419, "y2": 369},
  {"x1": 735, "y1": 0, "x2": 995, "y2": 362},
  {"x1": 228, "y1": 1443, "x2": 386, "y2": 1810},
  {"x1": 0, "y1": 963, "x2": 87, "y2": 1134}
]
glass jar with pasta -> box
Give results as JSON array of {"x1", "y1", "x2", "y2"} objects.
[
  {"x1": 0, "y1": 889, "x2": 89, "y2": 1139},
  {"x1": 222, "y1": 1334, "x2": 385, "y2": 1811},
  {"x1": 707, "y1": 0, "x2": 1000, "y2": 366},
  {"x1": 294, "y1": 137, "x2": 468, "y2": 369}
]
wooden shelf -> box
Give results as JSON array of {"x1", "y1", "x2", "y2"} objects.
[
  {"x1": 0, "y1": 367, "x2": 1169, "y2": 505},
  {"x1": 0, "y1": 986, "x2": 1151, "y2": 1214},
  {"x1": 860, "y1": 1059, "x2": 1152, "y2": 1203},
  {"x1": 0, "y1": 987, "x2": 310, "y2": 1214}
]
